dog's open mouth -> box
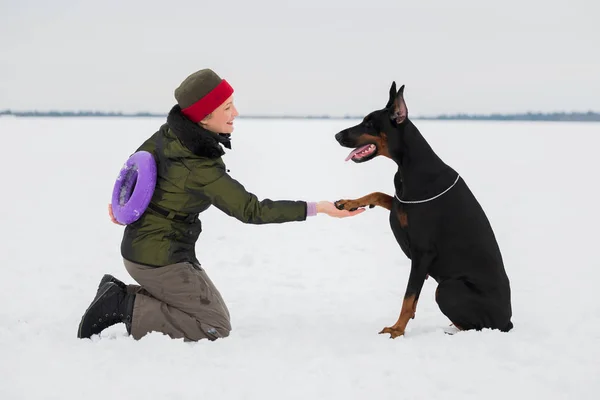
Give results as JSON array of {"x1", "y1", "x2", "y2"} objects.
[{"x1": 345, "y1": 144, "x2": 377, "y2": 162}]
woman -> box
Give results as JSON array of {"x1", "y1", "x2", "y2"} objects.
[{"x1": 77, "y1": 68, "x2": 364, "y2": 341}]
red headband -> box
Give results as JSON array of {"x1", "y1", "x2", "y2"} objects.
[{"x1": 181, "y1": 80, "x2": 234, "y2": 123}]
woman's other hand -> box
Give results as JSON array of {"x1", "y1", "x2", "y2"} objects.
[{"x1": 108, "y1": 204, "x2": 125, "y2": 225}]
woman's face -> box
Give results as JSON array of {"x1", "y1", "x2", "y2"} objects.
[{"x1": 200, "y1": 95, "x2": 239, "y2": 134}]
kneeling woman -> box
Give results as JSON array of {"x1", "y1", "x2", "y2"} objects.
[{"x1": 77, "y1": 68, "x2": 363, "y2": 341}]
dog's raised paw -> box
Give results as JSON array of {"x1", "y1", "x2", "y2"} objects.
[
  {"x1": 335, "y1": 199, "x2": 363, "y2": 211},
  {"x1": 334, "y1": 200, "x2": 345, "y2": 210}
]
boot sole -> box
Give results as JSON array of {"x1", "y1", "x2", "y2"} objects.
[{"x1": 77, "y1": 283, "x2": 116, "y2": 339}]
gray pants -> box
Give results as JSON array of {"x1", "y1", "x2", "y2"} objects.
[{"x1": 123, "y1": 259, "x2": 231, "y2": 341}]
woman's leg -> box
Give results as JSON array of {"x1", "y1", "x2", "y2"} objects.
[{"x1": 124, "y1": 259, "x2": 231, "y2": 341}]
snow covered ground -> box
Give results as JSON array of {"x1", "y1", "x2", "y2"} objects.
[{"x1": 0, "y1": 116, "x2": 598, "y2": 399}]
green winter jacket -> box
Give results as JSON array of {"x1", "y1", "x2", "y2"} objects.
[{"x1": 120, "y1": 106, "x2": 307, "y2": 267}]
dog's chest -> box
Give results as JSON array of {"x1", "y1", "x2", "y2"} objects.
[
  {"x1": 397, "y1": 208, "x2": 409, "y2": 228},
  {"x1": 389, "y1": 203, "x2": 411, "y2": 257},
  {"x1": 391, "y1": 201, "x2": 409, "y2": 228}
]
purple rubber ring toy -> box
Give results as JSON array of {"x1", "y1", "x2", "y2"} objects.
[{"x1": 111, "y1": 151, "x2": 157, "y2": 225}]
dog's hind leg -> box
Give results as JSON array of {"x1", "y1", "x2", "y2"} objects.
[
  {"x1": 334, "y1": 192, "x2": 393, "y2": 211},
  {"x1": 435, "y1": 279, "x2": 513, "y2": 332}
]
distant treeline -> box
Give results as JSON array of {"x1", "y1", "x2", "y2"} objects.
[
  {"x1": 1, "y1": 109, "x2": 599, "y2": 122},
  {"x1": 0, "y1": 110, "x2": 160, "y2": 118},
  {"x1": 418, "y1": 111, "x2": 600, "y2": 122}
]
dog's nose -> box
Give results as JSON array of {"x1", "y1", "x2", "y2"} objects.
[{"x1": 335, "y1": 132, "x2": 343, "y2": 143}]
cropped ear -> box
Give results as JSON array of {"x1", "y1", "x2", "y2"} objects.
[
  {"x1": 392, "y1": 84, "x2": 407, "y2": 124},
  {"x1": 386, "y1": 81, "x2": 397, "y2": 108}
]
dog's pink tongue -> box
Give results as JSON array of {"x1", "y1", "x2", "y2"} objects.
[{"x1": 345, "y1": 145, "x2": 370, "y2": 161}]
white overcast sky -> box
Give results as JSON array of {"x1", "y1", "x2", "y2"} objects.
[{"x1": 1, "y1": 0, "x2": 597, "y2": 116}]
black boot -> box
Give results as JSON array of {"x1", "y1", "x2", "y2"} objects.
[
  {"x1": 77, "y1": 282, "x2": 135, "y2": 339},
  {"x1": 97, "y1": 274, "x2": 126, "y2": 292}
]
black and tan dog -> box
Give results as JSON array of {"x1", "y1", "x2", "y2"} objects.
[{"x1": 334, "y1": 82, "x2": 513, "y2": 338}]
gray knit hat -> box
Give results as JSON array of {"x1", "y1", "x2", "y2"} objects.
[{"x1": 174, "y1": 69, "x2": 234, "y2": 123}]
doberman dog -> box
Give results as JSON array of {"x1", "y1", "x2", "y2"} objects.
[{"x1": 334, "y1": 82, "x2": 513, "y2": 338}]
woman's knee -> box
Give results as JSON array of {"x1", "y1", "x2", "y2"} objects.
[
  {"x1": 201, "y1": 318, "x2": 231, "y2": 340},
  {"x1": 212, "y1": 326, "x2": 231, "y2": 339}
]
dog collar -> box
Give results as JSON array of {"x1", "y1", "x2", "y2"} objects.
[{"x1": 395, "y1": 174, "x2": 461, "y2": 204}]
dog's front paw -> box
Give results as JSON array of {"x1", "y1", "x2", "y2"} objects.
[
  {"x1": 334, "y1": 199, "x2": 364, "y2": 211},
  {"x1": 379, "y1": 326, "x2": 406, "y2": 339}
]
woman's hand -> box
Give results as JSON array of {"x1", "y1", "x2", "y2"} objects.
[
  {"x1": 316, "y1": 201, "x2": 365, "y2": 218},
  {"x1": 108, "y1": 204, "x2": 125, "y2": 225}
]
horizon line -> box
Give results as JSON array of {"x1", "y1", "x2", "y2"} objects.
[{"x1": 1, "y1": 109, "x2": 600, "y2": 122}]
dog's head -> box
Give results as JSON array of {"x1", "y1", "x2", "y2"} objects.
[{"x1": 335, "y1": 81, "x2": 408, "y2": 163}]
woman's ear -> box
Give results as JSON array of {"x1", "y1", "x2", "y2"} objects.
[{"x1": 200, "y1": 113, "x2": 213, "y2": 124}]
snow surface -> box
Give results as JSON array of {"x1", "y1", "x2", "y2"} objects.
[{"x1": 1, "y1": 117, "x2": 598, "y2": 399}]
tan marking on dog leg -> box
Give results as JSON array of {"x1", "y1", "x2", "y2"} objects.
[
  {"x1": 334, "y1": 192, "x2": 393, "y2": 211},
  {"x1": 379, "y1": 294, "x2": 417, "y2": 338}
]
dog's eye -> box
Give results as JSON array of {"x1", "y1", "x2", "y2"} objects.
[{"x1": 364, "y1": 120, "x2": 373, "y2": 128}]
